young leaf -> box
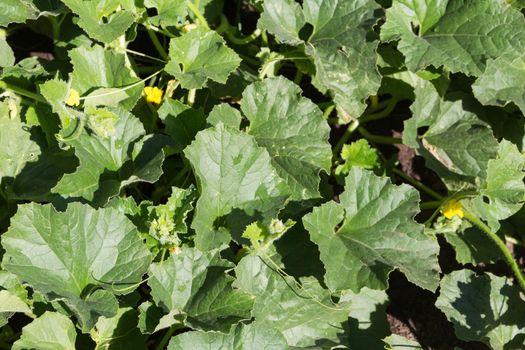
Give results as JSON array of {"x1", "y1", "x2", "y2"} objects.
[
  {"x1": 242, "y1": 77, "x2": 332, "y2": 200},
  {"x1": 2, "y1": 202, "x2": 151, "y2": 331},
  {"x1": 303, "y1": 167, "x2": 440, "y2": 292},
  {"x1": 335, "y1": 139, "x2": 379, "y2": 176},
  {"x1": 165, "y1": 28, "x2": 241, "y2": 89},
  {"x1": 436, "y1": 270, "x2": 525, "y2": 349}
]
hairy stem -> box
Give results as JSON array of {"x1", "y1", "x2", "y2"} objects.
[
  {"x1": 464, "y1": 211, "x2": 525, "y2": 293},
  {"x1": 391, "y1": 167, "x2": 443, "y2": 200},
  {"x1": 146, "y1": 28, "x2": 168, "y2": 60},
  {"x1": 358, "y1": 127, "x2": 402, "y2": 144}
]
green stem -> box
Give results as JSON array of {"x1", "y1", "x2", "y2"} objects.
[
  {"x1": 187, "y1": 89, "x2": 196, "y2": 106},
  {"x1": 0, "y1": 80, "x2": 46, "y2": 103},
  {"x1": 391, "y1": 167, "x2": 443, "y2": 200},
  {"x1": 333, "y1": 120, "x2": 359, "y2": 156},
  {"x1": 146, "y1": 29, "x2": 168, "y2": 60},
  {"x1": 322, "y1": 104, "x2": 335, "y2": 120},
  {"x1": 225, "y1": 28, "x2": 261, "y2": 45},
  {"x1": 420, "y1": 200, "x2": 442, "y2": 210},
  {"x1": 293, "y1": 70, "x2": 303, "y2": 85},
  {"x1": 360, "y1": 97, "x2": 398, "y2": 123},
  {"x1": 155, "y1": 326, "x2": 177, "y2": 350},
  {"x1": 187, "y1": 1, "x2": 209, "y2": 29},
  {"x1": 358, "y1": 127, "x2": 402, "y2": 144},
  {"x1": 464, "y1": 211, "x2": 525, "y2": 293}
]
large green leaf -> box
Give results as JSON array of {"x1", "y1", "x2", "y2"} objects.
[
  {"x1": 52, "y1": 108, "x2": 157, "y2": 205},
  {"x1": 168, "y1": 322, "x2": 288, "y2": 350},
  {"x1": 242, "y1": 77, "x2": 331, "y2": 200},
  {"x1": 436, "y1": 270, "x2": 525, "y2": 349},
  {"x1": 258, "y1": 0, "x2": 382, "y2": 119},
  {"x1": 0, "y1": 112, "x2": 40, "y2": 181},
  {"x1": 0, "y1": 0, "x2": 37, "y2": 26},
  {"x1": 470, "y1": 140, "x2": 525, "y2": 230},
  {"x1": 234, "y1": 254, "x2": 351, "y2": 347},
  {"x1": 403, "y1": 81, "x2": 498, "y2": 184},
  {"x1": 473, "y1": 52, "x2": 525, "y2": 115},
  {"x1": 381, "y1": 0, "x2": 525, "y2": 76},
  {"x1": 144, "y1": 0, "x2": 186, "y2": 27},
  {"x1": 165, "y1": 28, "x2": 241, "y2": 89},
  {"x1": 12, "y1": 312, "x2": 77, "y2": 350},
  {"x1": 61, "y1": 0, "x2": 135, "y2": 43},
  {"x1": 93, "y1": 307, "x2": 147, "y2": 350},
  {"x1": 0, "y1": 38, "x2": 15, "y2": 68},
  {"x1": 148, "y1": 247, "x2": 253, "y2": 332},
  {"x1": 184, "y1": 123, "x2": 290, "y2": 249},
  {"x1": 303, "y1": 167, "x2": 440, "y2": 292},
  {"x1": 158, "y1": 98, "x2": 206, "y2": 152},
  {"x1": 69, "y1": 45, "x2": 143, "y2": 110},
  {"x1": 1, "y1": 202, "x2": 151, "y2": 331}
]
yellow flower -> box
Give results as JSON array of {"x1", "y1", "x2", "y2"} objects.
[
  {"x1": 66, "y1": 88, "x2": 80, "y2": 107},
  {"x1": 443, "y1": 199, "x2": 464, "y2": 219},
  {"x1": 143, "y1": 86, "x2": 164, "y2": 104}
]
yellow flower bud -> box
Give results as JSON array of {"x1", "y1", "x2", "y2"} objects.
[
  {"x1": 443, "y1": 199, "x2": 464, "y2": 219},
  {"x1": 66, "y1": 88, "x2": 80, "y2": 107},
  {"x1": 143, "y1": 86, "x2": 164, "y2": 104}
]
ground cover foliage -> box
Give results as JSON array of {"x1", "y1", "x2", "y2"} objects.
[{"x1": 1, "y1": 0, "x2": 525, "y2": 349}]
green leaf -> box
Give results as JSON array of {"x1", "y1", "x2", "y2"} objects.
[
  {"x1": 335, "y1": 139, "x2": 379, "y2": 176},
  {"x1": 404, "y1": 81, "x2": 498, "y2": 183},
  {"x1": 0, "y1": 112, "x2": 40, "y2": 181},
  {"x1": 473, "y1": 52, "x2": 525, "y2": 115},
  {"x1": 184, "y1": 123, "x2": 290, "y2": 249},
  {"x1": 69, "y1": 45, "x2": 143, "y2": 110},
  {"x1": 138, "y1": 301, "x2": 182, "y2": 334},
  {"x1": 93, "y1": 307, "x2": 147, "y2": 350},
  {"x1": 144, "y1": 0, "x2": 186, "y2": 27},
  {"x1": 383, "y1": 334, "x2": 423, "y2": 350},
  {"x1": 234, "y1": 254, "x2": 351, "y2": 347},
  {"x1": 0, "y1": 289, "x2": 32, "y2": 315},
  {"x1": 12, "y1": 312, "x2": 77, "y2": 350},
  {"x1": 208, "y1": 103, "x2": 242, "y2": 129},
  {"x1": 436, "y1": 270, "x2": 525, "y2": 349},
  {"x1": 258, "y1": 0, "x2": 382, "y2": 119},
  {"x1": 2, "y1": 202, "x2": 151, "y2": 331},
  {"x1": 158, "y1": 99, "x2": 206, "y2": 152},
  {"x1": 147, "y1": 186, "x2": 197, "y2": 246},
  {"x1": 471, "y1": 140, "x2": 525, "y2": 230},
  {"x1": 52, "y1": 108, "x2": 150, "y2": 205},
  {"x1": 0, "y1": 38, "x2": 15, "y2": 68},
  {"x1": 148, "y1": 247, "x2": 253, "y2": 332},
  {"x1": 257, "y1": 0, "x2": 304, "y2": 45},
  {"x1": 0, "y1": 0, "x2": 37, "y2": 26},
  {"x1": 303, "y1": 167, "x2": 440, "y2": 292},
  {"x1": 242, "y1": 77, "x2": 331, "y2": 200},
  {"x1": 168, "y1": 322, "x2": 288, "y2": 350},
  {"x1": 346, "y1": 287, "x2": 390, "y2": 349},
  {"x1": 381, "y1": 0, "x2": 525, "y2": 76},
  {"x1": 165, "y1": 28, "x2": 241, "y2": 89},
  {"x1": 61, "y1": 0, "x2": 135, "y2": 43}
]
